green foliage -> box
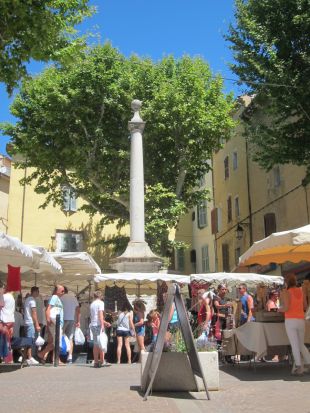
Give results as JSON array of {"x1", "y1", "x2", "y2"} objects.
[
  {"x1": 227, "y1": 0, "x2": 310, "y2": 177},
  {"x1": 2, "y1": 44, "x2": 235, "y2": 255},
  {"x1": 0, "y1": 0, "x2": 93, "y2": 93}
]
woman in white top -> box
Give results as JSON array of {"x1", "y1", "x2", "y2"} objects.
[{"x1": 116, "y1": 304, "x2": 135, "y2": 364}]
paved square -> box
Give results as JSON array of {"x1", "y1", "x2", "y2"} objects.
[{"x1": 0, "y1": 362, "x2": 309, "y2": 413}]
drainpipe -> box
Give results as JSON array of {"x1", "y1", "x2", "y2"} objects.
[
  {"x1": 245, "y1": 138, "x2": 253, "y2": 246},
  {"x1": 211, "y1": 157, "x2": 218, "y2": 271}
]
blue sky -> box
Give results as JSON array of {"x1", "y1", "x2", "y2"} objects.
[{"x1": 0, "y1": 0, "x2": 239, "y2": 155}]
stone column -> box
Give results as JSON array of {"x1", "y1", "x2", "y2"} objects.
[
  {"x1": 128, "y1": 99, "x2": 146, "y2": 242},
  {"x1": 109, "y1": 100, "x2": 162, "y2": 273}
]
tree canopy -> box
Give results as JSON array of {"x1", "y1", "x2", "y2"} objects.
[
  {"x1": 2, "y1": 44, "x2": 235, "y2": 255},
  {"x1": 0, "y1": 0, "x2": 93, "y2": 94},
  {"x1": 227, "y1": 0, "x2": 310, "y2": 178}
]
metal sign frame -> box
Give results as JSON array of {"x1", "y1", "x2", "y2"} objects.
[{"x1": 142, "y1": 283, "x2": 210, "y2": 401}]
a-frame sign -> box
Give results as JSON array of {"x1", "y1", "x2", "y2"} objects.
[{"x1": 141, "y1": 283, "x2": 210, "y2": 401}]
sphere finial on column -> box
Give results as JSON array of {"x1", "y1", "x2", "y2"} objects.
[{"x1": 129, "y1": 99, "x2": 145, "y2": 132}]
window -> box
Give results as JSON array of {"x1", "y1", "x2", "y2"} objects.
[
  {"x1": 197, "y1": 200, "x2": 207, "y2": 228},
  {"x1": 55, "y1": 230, "x2": 83, "y2": 252},
  {"x1": 233, "y1": 151, "x2": 238, "y2": 170},
  {"x1": 176, "y1": 248, "x2": 185, "y2": 272},
  {"x1": 201, "y1": 245, "x2": 210, "y2": 272},
  {"x1": 222, "y1": 244, "x2": 230, "y2": 272},
  {"x1": 264, "y1": 213, "x2": 276, "y2": 237},
  {"x1": 62, "y1": 186, "x2": 77, "y2": 212},
  {"x1": 224, "y1": 156, "x2": 229, "y2": 180},
  {"x1": 227, "y1": 196, "x2": 232, "y2": 223},
  {"x1": 273, "y1": 166, "x2": 281, "y2": 187},
  {"x1": 235, "y1": 247, "x2": 241, "y2": 266},
  {"x1": 235, "y1": 196, "x2": 240, "y2": 219}
]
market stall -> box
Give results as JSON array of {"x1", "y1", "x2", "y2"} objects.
[
  {"x1": 189, "y1": 272, "x2": 291, "y2": 362},
  {"x1": 223, "y1": 322, "x2": 310, "y2": 359},
  {"x1": 92, "y1": 272, "x2": 190, "y2": 363}
]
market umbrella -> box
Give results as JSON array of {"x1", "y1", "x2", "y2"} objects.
[
  {"x1": 190, "y1": 272, "x2": 284, "y2": 288},
  {"x1": 49, "y1": 251, "x2": 101, "y2": 291},
  {"x1": 0, "y1": 232, "x2": 41, "y2": 272},
  {"x1": 239, "y1": 224, "x2": 310, "y2": 267},
  {"x1": 94, "y1": 272, "x2": 190, "y2": 311},
  {"x1": 94, "y1": 272, "x2": 190, "y2": 290}
]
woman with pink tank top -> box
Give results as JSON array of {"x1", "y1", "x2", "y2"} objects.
[{"x1": 281, "y1": 274, "x2": 310, "y2": 376}]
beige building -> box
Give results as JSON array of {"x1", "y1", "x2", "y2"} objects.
[
  {"x1": 7, "y1": 164, "x2": 128, "y2": 270},
  {"x1": 189, "y1": 171, "x2": 216, "y2": 274},
  {"x1": 0, "y1": 155, "x2": 11, "y2": 233},
  {"x1": 211, "y1": 96, "x2": 253, "y2": 272},
  {"x1": 210, "y1": 96, "x2": 310, "y2": 274}
]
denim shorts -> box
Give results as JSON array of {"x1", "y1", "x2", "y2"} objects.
[
  {"x1": 90, "y1": 325, "x2": 101, "y2": 347},
  {"x1": 25, "y1": 324, "x2": 35, "y2": 339},
  {"x1": 135, "y1": 326, "x2": 145, "y2": 337},
  {"x1": 116, "y1": 330, "x2": 131, "y2": 338}
]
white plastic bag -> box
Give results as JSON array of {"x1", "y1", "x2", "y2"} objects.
[
  {"x1": 35, "y1": 335, "x2": 45, "y2": 347},
  {"x1": 60, "y1": 334, "x2": 71, "y2": 355},
  {"x1": 74, "y1": 327, "x2": 85, "y2": 345},
  {"x1": 306, "y1": 306, "x2": 310, "y2": 321},
  {"x1": 98, "y1": 330, "x2": 108, "y2": 352},
  {"x1": 196, "y1": 333, "x2": 208, "y2": 349}
]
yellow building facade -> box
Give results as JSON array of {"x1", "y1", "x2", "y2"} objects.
[
  {"x1": 210, "y1": 96, "x2": 310, "y2": 273},
  {"x1": 212, "y1": 96, "x2": 252, "y2": 272},
  {"x1": 7, "y1": 164, "x2": 128, "y2": 270}
]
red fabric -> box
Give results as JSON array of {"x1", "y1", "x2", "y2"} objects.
[
  {"x1": 214, "y1": 317, "x2": 221, "y2": 341},
  {"x1": 6, "y1": 265, "x2": 21, "y2": 292},
  {"x1": 198, "y1": 304, "x2": 207, "y2": 325}
]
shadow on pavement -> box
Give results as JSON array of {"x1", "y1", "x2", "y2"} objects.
[
  {"x1": 220, "y1": 363, "x2": 310, "y2": 382},
  {"x1": 130, "y1": 385, "x2": 208, "y2": 400},
  {"x1": 0, "y1": 363, "x2": 23, "y2": 374}
]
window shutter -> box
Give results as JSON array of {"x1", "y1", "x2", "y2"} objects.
[
  {"x1": 211, "y1": 208, "x2": 218, "y2": 234},
  {"x1": 201, "y1": 245, "x2": 210, "y2": 272},
  {"x1": 264, "y1": 213, "x2": 276, "y2": 237},
  {"x1": 227, "y1": 196, "x2": 232, "y2": 222},
  {"x1": 224, "y1": 156, "x2": 229, "y2": 179},
  {"x1": 62, "y1": 187, "x2": 70, "y2": 211},
  {"x1": 222, "y1": 244, "x2": 230, "y2": 272},
  {"x1": 69, "y1": 190, "x2": 77, "y2": 211},
  {"x1": 190, "y1": 249, "x2": 196, "y2": 263},
  {"x1": 235, "y1": 197, "x2": 240, "y2": 218}
]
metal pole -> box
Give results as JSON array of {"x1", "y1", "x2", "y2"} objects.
[{"x1": 54, "y1": 314, "x2": 60, "y2": 367}]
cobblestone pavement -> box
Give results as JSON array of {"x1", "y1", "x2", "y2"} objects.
[{"x1": 0, "y1": 362, "x2": 309, "y2": 413}]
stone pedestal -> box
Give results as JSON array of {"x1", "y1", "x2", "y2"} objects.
[
  {"x1": 109, "y1": 241, "x2": 162, "y2": 272},
  {"x1": 140, "y1": 351, "x2": 219, "y2": 391}
]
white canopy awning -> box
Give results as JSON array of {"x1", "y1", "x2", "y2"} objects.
[
  {"x1": 27, "y1": 246, "x2": 62, "y2": 275},
  {"x1": 0, "y1": 232, "x2": 41, "y2": 272},
  {"x1": 51, "y1": 252, "x2": 101, "y2": 277},
  {"x1": 94, "y1": 272, "x2": 190, "y2": 290},
  {"x1": 190, "y1": 273, "x2": 284, "y2": 288}
]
